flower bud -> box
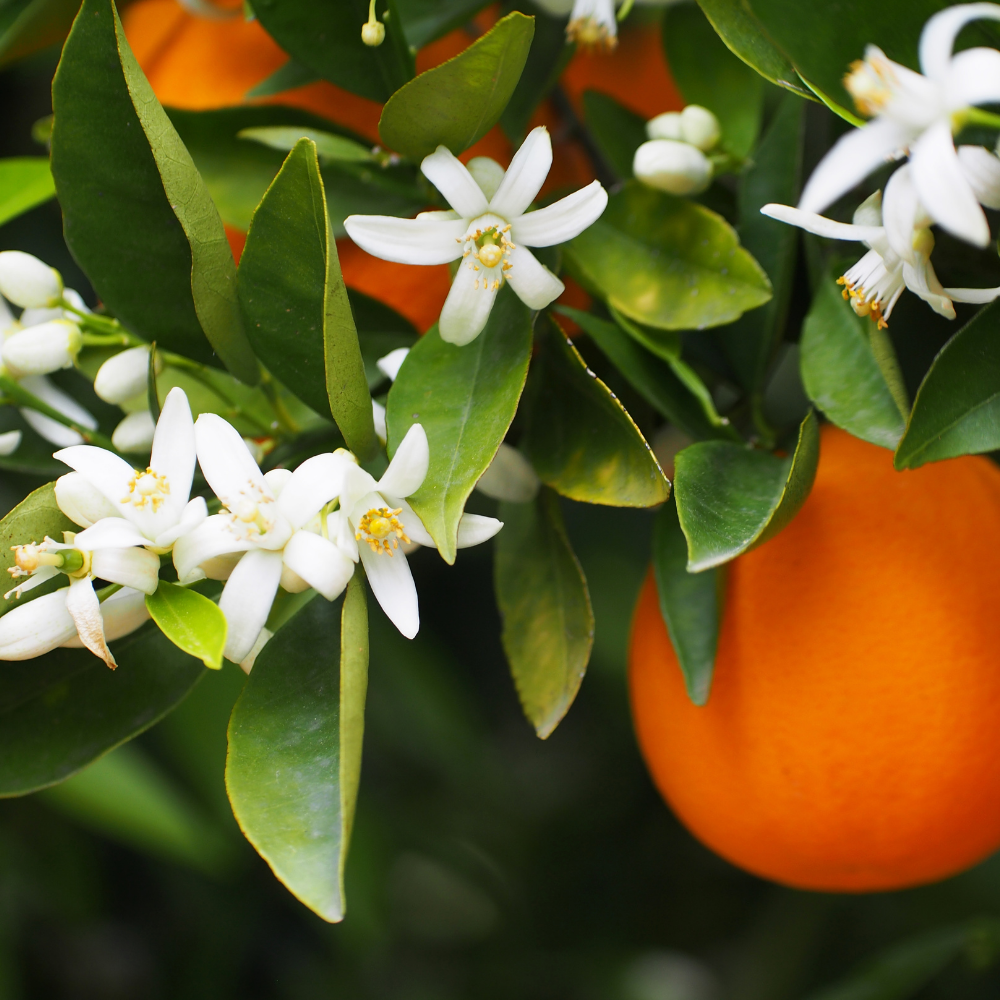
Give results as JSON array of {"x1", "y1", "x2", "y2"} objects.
[
  {"x1": 1, "y1": 319, "x2": 82, "y2": 376},
  {"x1": 0, "y1": 250, "x2": 63, "y2": 309},
  {"x1": 94, "y1": 345, "x2": 154, "y2": 404},
  {"x1": 112, "y1": 410, "x2": 156, "y2": 453},
  {"x1": 361, "y1": 19, "x2": 385, "y2": 45},
  {"x1": 476, "y1": 443, "x2": 540, "y2": 503},
  {"x1": 55, "y1": 472, "x2": 120, "y2": 528},
  {"x1": 0, "y1": 588, "x2": 78, "y2": 660},
  {"x1": 646, "y1": 111, "x2": 684, "y2": 142},
  {"x1": 680, "y1": 105, "x2": 721, "y2": 152},
  {"x1": 376, "y1": 346, "x2": 410, "y2": 382},
  {"x1": 0, "y1": 430, "x2": 21, "y2": 456},
  {"x1": 633, "y1": 140, "x2": 712, "y2": 196}
]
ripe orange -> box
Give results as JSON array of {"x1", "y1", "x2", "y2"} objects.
[{"x1": 629, "y1": 425, "x2": 1000, "y2": 891}]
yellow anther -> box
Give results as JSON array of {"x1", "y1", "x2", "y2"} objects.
[{"x1": 122, "y1": 466, "x2": 170, "y2": 511}]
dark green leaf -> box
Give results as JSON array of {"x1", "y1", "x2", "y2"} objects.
[
  {"x1": 652, "y1": 500, "x2": 721, "y2": 705},
  {"x1": 563, "y1": 181, "x2": 772, "y2": 331},
  {"x1": 675, "y1": 408, "x2": 819, "y2": 570},
  {"x1": 252, "y1": 0, "x2": 412, "y2": 103},
  {"x1": 495, "y1": 487, "x2": 593, "y2": 739},
  {"x1": 238, "y1": 126, "x2": 373, "y2": 162},
  {"x1": 801, "y1": 277, "x2": 907, "y2": 450},
  {"x1": 663, "y1": 3, "x2": 764, "y2": 160},
  {"x1": 349, "y1": 288, "x2": 418, "y2": 390},
  {"x1": 147, "y1": 342, "x2": 161, "y2": 421},
  {"x1": 717, "y1": 92, "x2": 804, "y2": 398},
  {"x1": 51, "y1": 0, "x2": 259, "y2": 384},
  {"x1": 523, "y1": 317, "x2": 670, "y2": 507},
  {"x1": 397, "y1": 0, "x2": 492, "y2": 48},
  {"x1": 0, "y1": 410, "x2": 68, "y2": 478},
  {"x1": 146, "y1": 581, "x2": 227, "y2": 671},
  {"x1": 608, "y1": 304, "x2": 681, "y2": 362},
  {"x1": 0, "y1": 0, "x2": 79, "y2": 68},
  {"x1": 379, "y1": 11, "x2": 535, "y2": 161},
  {"x1": 244, "y1": 58, "x2": 318, "y2": 99},
  {"x1": 226, "y1": 572, "x2": 369, "y2": 923},
  {"x1": 385, "y1": 286, "x2": 533, "y2": 564},
  {"x1": 237, "y1": 140, "x2": 376, "y2": 457},
  {"x1": 0, "y1": 157, "x2": 55, "y2": 227},
  {"x1": 894, "y1": 299, "x2": 1000, "y2": 469},
  {"x1": 0, "y1": 623, "x2": 203, "y2": 797},
  {"x1": 582, "y1": 90, "x2": 646, "y2": 180}
]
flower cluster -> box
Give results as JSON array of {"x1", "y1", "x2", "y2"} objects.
[{"x1": 633, "y1": 105, "x2": 722, "y2": 196}]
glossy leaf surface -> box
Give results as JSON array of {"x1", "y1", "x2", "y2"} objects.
[
  {"x1": 652, "y1": 500, "x2": 721, "y2": 706},
  {"x1": 523, "y1": 318, "x2": 670, "y2": 507},
  {"x1": 51, "y1": 0, "x2": 258, "y2": 383},
  {"x1": 675, "y1": 409, "x2": 819, "y2": 571},
  {"x1": 226, "y1": 573, "x2": 369, "y2": 923},
  {"x1": 582, "y1": 90, "x2": 646, "y2": 180},
  {"x1": 146, "y1": 581, "x2": 227, "y2": 671},
  {"x1": 385, "y1": 286, "x2": 533, "y2": 564},
  {"x1": 0, "y1": 157, "x2": 55, "y2": 227},
  {"x1": 564, "y1": 182, "x2": 771, "y2": 331},
  {"x1": 495, "y1": 488, "x2": 594, "y2": 740},
  {"x1": 380, "y1": 12, "x2": 534, "y2": 160}
]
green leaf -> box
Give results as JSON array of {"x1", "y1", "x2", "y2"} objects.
[
  {"x1": 717, "y1": 92, "x2": 805, "y2": 399},
  {"x1": 0, "y1": 623, "x2": 204, "y2": 797},
  {"x1": 379, "y1": 11, "x2": 535, "y2": 161},
  {"x1": 494, "y1": 487, "x2": 594, "y2": 739},
  {"x1": 51, "y1": 0, "x2": 259, "y2": 384},
  {"x1": 894, "y1": 299, "x2": 1000, "y2": 469},
  {"x1": 663, "y1": 3, "x2": 764, "y2": 160},
  {"x1": 226, "y1": 572, "x2": 369, "y2": 923},
  {"x1": 695, "y1": 0, "x2": 808, "y2": 96},
  {"x1": 675, "y1": 408, "x2": 819, "y2": 571},
  {"x1": 0, "y1": 411, "x2": 68, "y2": 478},
  {"x1": 523, "y1": 317, "x2": 670, "y2": 507},
  {"x1": 237, "y1": 139, "x2": 376, "y2": 456},
  {"x1": 349, "y1": 288, "x2": 418, "y2": 390},
  {"x1": 582, "y1": 90, "x2": 647, "y2": 180},
  {"x1": 146, "y1": 581, "x2": 227, "y2": 671},
  {"x1": 608, "y1": 304, "x2": 681, "y2": 362},
  {"x1": 238, "y1": 126, "x2": 374, "y2": 163},
  {"x1": 801, "y1": 277, "x2": 907, "y2": 451},
  {"x1": 652, "y1": 500, "x2": 722, "y2": 706},
  {"x1": 40, "y1": 743, "x2": 234, "y2": 875},
  {"x1": 385, "y1": 286, "x2": 533, "y2": 564},
  {"x1": 0, "y1": 157, "x2": 55, "y2": 227},
  {"x1": 556, "y1": 306, "x2": 730, "y2": 441},
  {"x1": 244, "y1": 58, "x2": 318, "y2": 99},
  {"x1": 563, "y1": 181, "x2": 772, "y2": 331},
  {"x1": 252, "y1": 0, "x2": 412, "y2": 103},
  {"x1": 396, "y1": 0, "x2": 492, "y2": 48},
  {"x1": 0, "y1": 0, "x2": 79, "y2": 68}
]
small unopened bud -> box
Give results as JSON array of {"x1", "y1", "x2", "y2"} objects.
[
  {"x1": 646, "y1": 112, "x2": 684, "y2": 142},
  {"x1": 362, "y1": 0, "x2": 384, "y2": 45},
  {"x1": 112, "y1": 410, "x2": 156, "y2": 453},
  {"x1": 95, "y1": 345, "x2": 155, "y2": 404},
  {"x1": 680, "y1": 105, "x2": 721, "y2": 152},
  {"x1": 376, "y1": 347, "x2": 410, "y2": 382},
  {"x1": 0, "y1": 251, "x2": 63, "y2": 309},
  {"x1": 633, "y1": 140, "x2": 712, "y2": 196},
  {"x1": 0, "y1": 430, "x2": 21, "y2": 456},
  {"x1": 1, "y1": 319, "x2": 82, "y2": 376}
]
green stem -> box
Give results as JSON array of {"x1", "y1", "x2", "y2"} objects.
[
  {"x1": 96, "y1": 582, "x2": 123, "y2": 603},
  {"x1": 0, "y1": 374, "x2": 119, "y2": 451},
  {"x1": 749, "y1": 393, "x2": 777, "y2": 451},
  {"x1": 81, "y1": 332, "x2": 134, "y2": 348},
  {"x1": 616, "y1": 0, "x2": 636, "y2": 20},
  {"x1": 956, "y1": 107, "x2": 1000, "y2": 131}
]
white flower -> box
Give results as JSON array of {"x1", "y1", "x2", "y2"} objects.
[
  {"x1": 2, "y1": 319, "x2": 82, "y2": 377},
  {"x1": 344, "y1": 127, "x2": 608, "y2": 346},
  {"x1": 17, "y1": 375, "x2": 98, "y2": 448},
  {"x1": 0, "y1": 251, "x2": 62, "y2": 309},
  {"x1": 1, "y1": 520, "x2": 160, "y2": 667},
  {"x1": 174, "y1": 414, "x2": 357, "y2": 663},
  {"x1": 633, "y1": 140, "x2": 713, "y2": 195},
  {"x1": 329, "y1": 424, "x2": 502, "y2": 639},
  {"x1": 94, "y1": 345, "x2": 154, "y2": 405},
  {"x1": 0, "y1": 430, "x2": 21, "y2": 456},
  {"x1": 112, "y1": 410, "x2": 156, "y2": 454},
  {"x1": 54, "y1": 387, "x2": 208, "y2": 552},
  {"x1": 475, "y1": 443, "x2": 540, "y2": 503},
  {"x1": 534, "y1": 0, "x2": 677, "y2": 48},
  {"x1": 647, "y1": 106, "x2": 720, "y2": 151},
  {"x1": 800, "y1": 3, "x2": 1000, "y2": 247}
]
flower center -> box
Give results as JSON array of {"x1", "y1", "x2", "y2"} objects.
[
  {"x1": 123, "y1": 467, "x2": 170, "y2": 511},
  {"x1": 225, "y1": 482, "x2": 277, "y2": 541},
  {"x1": 460, "y1": 221, "x2": 515, "y2": 292},
  {"x1": 837, "y1": 247, "x2": 907, "y2": 329},
  {"x1": 567, "y1": 16, "x2": 616, "y2": 50},
  {"x1": 7, "y1": 537, "x2": 89, "y2": 594},
  {"x1": 844, "y1": 55, "x2": 897, "y2": 117},
  {"x1": 356, "y1": 507, "x2": 410, "y2": 556}
]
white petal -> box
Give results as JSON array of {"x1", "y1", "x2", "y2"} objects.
[
  {"x1": 64, "y1": 587, "x2": 150, "y2": 647},
  {"x1": 0, "y1": 588, "x2": 77, "y2": 659},
  {"x1": 946, "y1": 285, "x2": 1000, "y2": 303},
  {"x1": 0, "y1": 429, "x2": 20, "y2": 456},
  {"x1": 5, "y1": 564, "x2": 60, "y2": 601},
  {"x1": 153, "y1": 495, "x2": 208, "y2": 549},
  {"x1": 73, "y1": 517, "x2": 147, "y2": 551},
  {"x1": 799, "y1": 118, "x2": 911, "y2": 215},
  {"x1": 416, "y1": 209, "x2": 462, "y2": 221},
  {"x1": 219, "y1": 547, "x2": 283, "y2": 663},
  {"x1": 852, "y1": 190, "x2": 884, "y2": 228},
  {"x1": 372, "y1": 399, "x2": 387, "y2": 444},
  {"x1": 420, "y1": 146, "x2": 489, "y2": 218},
  {"x1": 903, "y1": 259, "x2": 956, "y2": 319},
  {"x1": 911, "y1": 121, "x2": 990, "y2": 246},
  {"x1": 0, "y1": 251, "x2": 62, "y2": 309},
  {"x1": 882, "y1": 165, "x2": 929, "y2": 262},
  {"x1": 489, "y1": 126, "x2": 553, "y2": 219},
  {"x1": 172, "y1": 513, "x2": 250, "y2": 583},
  {"x1": 947, "y1": 47, "x2": 1000, "y2": 107},
  {"x1": 238, "y1": 627, "x2": 272, "y2": 674},
  {"x1": 358, "y1": 540, "x2": 419, "y2": 639},
  {"x1": 505, "y1": 246, "x2": 564, "y2": 309},
  {"x1": 339, "y1": 463, "x2": 380, "y2": 519},
  {"x1": 343, "y1": 214, "x2": 467, "y2": 265},
  {"x1": 439, "y1": 263, "x2": 499, "y2": 345},
  {"x1": 54, "y1": 472, "x2": 121, "y2": 528},
  {"x1": 263, "y1": 468, "x2": 293, "y2": 497},
  {"x1": 20, "y1": 410, "x2": 82, "y2": 447},
  {"x1": 327, "y1": 509, "x2": 360, "y2": 562},
  {"x1": 456, "y1": 513, "x2": 503, "y2": 548},
  {"x1": 380, "y1": 423, "x2": 429, "y2": 498},
  {"x1": 282, "y1": 529, "x2": 354, "y2": 601},
  {"x1": 511, "y1": 181, "x2": 608, "y2": 247},
  {"x1": 194, "y1": 413, "x2": 269, "y2": 507},
  {"x1": 276, "y1": 451, "x2": 352, "y2": 529},
  {"x1": 112, "y1": 411, "x2": 156, "y2": 454},
  {"x1": 65, "y1": 576, "x2": 115, "y2": 667},
  {"x1": 958, "y1": 145, "x2": 1000, "y2": 209},
  {"x1": 90, "y1": 546, "x2": 161, "y2": 594},
  {"x1": 150, "y1": 387, "x2": 196, "y2": 521},
  {"x1": 94, "y1": 345, "x2": 151, "y2": 404},
  {"x1": 646, "y1": 112, "x2": 684, "y2": 141},
  {"x1": 759, "y1": 204, "x2": 879, "y2": 242},
  {"x1": 920, "y1": 3, "x2": 1000, "y2": 81},
  {"x1": 384, "y1": 496, "x2": 435, "y2": 547},
  {"x1": 633, "y1": 139, "x2": 713, "y2": 195},
  {"x1": 376, "y1": 347, "x2": 410, "y2": 382},
  {"x1": 475, "y1": 443, "x2": 540, "y2": 502}
]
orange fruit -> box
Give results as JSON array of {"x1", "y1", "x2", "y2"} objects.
[{"x1": 629, "y1": 425, "x2": 1000, "y2": 892}]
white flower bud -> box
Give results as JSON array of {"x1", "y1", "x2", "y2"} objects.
[
  {"x1": 476, "y1": 443, "x2": 540, "y2": 503},
  {"x1": 0, "y1": 588, "x2": 78, "y2": 660},
  {"x1": 1, "y1": 319, "x2": 82, "y2": 376},
  {"x1": 680, "y1": 105, "x2": 721, "y2": 152},
  {"x1": 467, "y1": 157, "x2": 506, "y2": 200},
  {"x1": 0, "y1": 430, "x2": 21, "y2": 456},
  {"x1": 55, "y1": 472, "x2": 121, "y2": 528},
  {"x1": 0, "y1": 250, "x2": 63, "y2": 309},
  {"x1": 646, "y1": 111, "x2": 684, "y2": 141},
  {"x1": 376, "y1": 346, "x2": 410, "y2": 382},
  {"x1": 112, "y1": 410, "x2": 156, "y2": 453},
  {"x1": 94, "y1": 345, "x2": 154, "y2": 404},
  {"x1": 19, "y1": 374, "x2": 96, "y2": 448},
  {"x1": 633, "y1": 140, "x2": 713, "y2": 196},
  {"x1": 0, "y1": 297, "x2": 17, "y2": 339},
  {"x1": 362, "y1": 19, "x2": 385, "y2": 45}
]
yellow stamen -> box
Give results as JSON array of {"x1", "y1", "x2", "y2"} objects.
[{"x1": 355, "y1": 506, "x2": 410, "y2": 556}]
